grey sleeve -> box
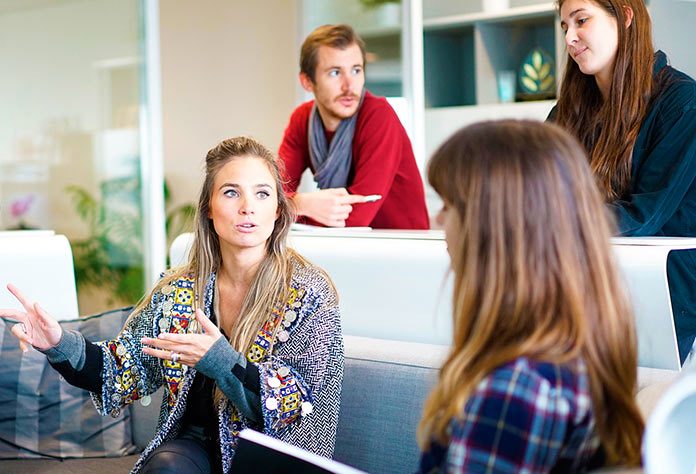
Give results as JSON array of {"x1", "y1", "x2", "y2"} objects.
[
  {"x1": 195, "y1": 336, "x2": 262, "y2": 421},
  {"x1": 41, "y1": 329, "x2": 86, "y2": 369},
  {"x1": 41, "y1": 329, "x2": 104, "y2": 393}
]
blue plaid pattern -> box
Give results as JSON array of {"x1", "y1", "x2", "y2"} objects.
[{"x1": 418, "y1": 358, "x2": 603, "y2": 473}]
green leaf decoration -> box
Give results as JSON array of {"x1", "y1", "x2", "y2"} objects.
[
  {"x1": 540, "y1": 75, "x2": 554, "y2": 91},
  {"x1": 521, "y1": 76, "x2": 538, "y2": 92},
  {"x1": 533, "y1": 50, "x2": 542, "y2": 69},
  {"x1": 519, "y1": 47, "x2": 556, "y2": 95},
  {"x1": 523, "y1": 63, "x2": 538, "y2": 80}
]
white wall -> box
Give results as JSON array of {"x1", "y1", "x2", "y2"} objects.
[
  {"x1": 651, "y1": 0, "x2": 696, "y2": 78},
  {"x1": 159, "y1": 0, "x2": 300, "y2": 209},
  {"x1": 0, "y1": 0, "x2": 140, "y2": 235}
]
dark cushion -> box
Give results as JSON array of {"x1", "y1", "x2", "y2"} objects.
[{"x1": 0, "y1": 307, "x2": 138, "y2": 459}]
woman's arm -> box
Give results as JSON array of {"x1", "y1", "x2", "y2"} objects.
[
  {"x1": 1, "y1": 282, "x2": 164, "y2": 413},
  {"x1": 1, "y1": 283, "x2": 102, "y2": 392},
  {"x1": 90, "y1": 290, "x2": 166, "y2": 416},
  {"x1": 609, "y1": 84, "x2": 696, "y2": 236},
  {"x1": 43, "y1": 330, "x2": 103, "y2": 393},
  {"x1": 194, "y1": 335, "x2": 262, "y2": 421}
]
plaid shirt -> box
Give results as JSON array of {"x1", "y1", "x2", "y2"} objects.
[{"x1": 418, "y1": 358, "x2": 605, "y2": 474}]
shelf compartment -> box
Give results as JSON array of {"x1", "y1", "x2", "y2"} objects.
[
  {"x1": 475, "y1": 15, "x2": 557, "y2": 104},
  {"x1": 424, "y1": 26, "x2": 476, "y2": 107}
]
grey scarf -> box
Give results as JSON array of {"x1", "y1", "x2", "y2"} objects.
[{"x1": 308, "y1": 93, "x2": 365, "y2": 189}]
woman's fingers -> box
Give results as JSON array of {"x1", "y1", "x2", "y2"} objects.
[
  {"x1": 6, "y1": 284, "x2": 34, "y2": 313},
  {"x1": 141, "y1": 330, "x2": 216, "y2": 366},
  {"x1": 34, "y1": 303, "x2": 56, "y2": 327},
  {"x1": 141, "y1": 345, "x2": 193, "y2": 366},
  {"x1": 10, "y1": 323, "x2": 31, "y2": 352},
  {"x1": 141, "y1": 345, "x2": 176, "y2": 360},
  {"x1": 141, "y1": 335, "x2": 178, "y2": 351},
  {"x1": 0, "y1": 309, "x2": 29, "y2": 323},
  {"x1": 195, "y1": 308, "x2": 220, "y2": 336}
]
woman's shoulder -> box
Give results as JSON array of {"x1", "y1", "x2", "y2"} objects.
[
  {"x1": 156, "y1": 269, "x2": 195, "y2": 290},
  {"x1": 478, "y1": 357, "x2": 591, "y2": 414},
  {"x1": 288, "y1": 252, "x2": 338, "y2": 302},
  {"x1": 654, "y1": 60, "x2": 696, "y2": 112}
]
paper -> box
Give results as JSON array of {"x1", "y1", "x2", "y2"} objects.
[{"x1": 291, "y1": 223, "x2": 372, "y2": 232}]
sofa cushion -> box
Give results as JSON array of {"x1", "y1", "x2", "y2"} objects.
[
  {"x1": 334, "y1": 336, "x2": 447, "y2": 473},
  {"x1": 0, "y1": 454, "x2": 142, "y2": 474},
  {"x1": 0, "y1": 307, "x2": 138, "y2": 459}
]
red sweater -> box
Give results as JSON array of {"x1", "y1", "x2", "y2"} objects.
[{"x1": 278, "y1": 91, "x2": 429, "y2": 229}]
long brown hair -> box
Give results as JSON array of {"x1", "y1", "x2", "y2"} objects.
[
  {"x1": 419, "y1": 120, "x2": 643, "y2": 465},
  {"x1": 553, "y1": 0, "x2": 654, "y2": 200}
]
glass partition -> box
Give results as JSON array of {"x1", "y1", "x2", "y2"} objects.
[{"x1": 0, "y1": 0, "x2": 161, "y2": 314}]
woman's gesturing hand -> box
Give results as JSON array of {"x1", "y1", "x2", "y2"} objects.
[
  {"x1": 0, "y1": 283, "x2": 63, "y2": 352},
  {"x1": 141, "y1": 308, "x2": 223, "y2": 367}
]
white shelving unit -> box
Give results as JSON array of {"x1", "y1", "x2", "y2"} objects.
[
  {"x1": 424, "y1": 2, "x2": 555, "y2": 28},
  {"x1": 421, "y1": 1, "x2": 566, "y2": 171},
  {"x1": 423, "y1": 2, "x2": 564, "y2": 107}
]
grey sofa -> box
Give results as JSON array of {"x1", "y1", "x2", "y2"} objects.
[{"x1": 0, "y1": 335, "x2": 447, "y2": 474}]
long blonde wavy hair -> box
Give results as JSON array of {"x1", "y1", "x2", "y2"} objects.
[
  {"x1": 131, "y1": 136, "x2": 301, "y2": 372},
  {"x1": 419, "y1": 120, "x2": 643, "y2": 465}
]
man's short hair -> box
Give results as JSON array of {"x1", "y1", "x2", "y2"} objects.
[{"x1": 300, "y1": 24, "x2": 367, "y2": 83}]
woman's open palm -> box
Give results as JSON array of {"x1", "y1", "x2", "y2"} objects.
[{"x1": 0, "y1": 283, "x2": 62, "y2": 351}]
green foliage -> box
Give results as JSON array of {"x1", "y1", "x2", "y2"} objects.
[
  {"x1": 164, "y1": 180, "x2": 196, "y2": 244},
  {"x1": 66, "y1": 176, "x2": 195, "y2": 305},
  {"x1": 359, "y1": 0, "x2": 400, "y2": 8}
]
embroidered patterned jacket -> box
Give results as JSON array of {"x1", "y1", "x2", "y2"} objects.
[{"x1": 89, "y1": 258, "x2": 343, "y2": 473}]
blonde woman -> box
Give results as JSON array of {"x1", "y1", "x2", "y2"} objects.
[
  {"x1": 418, "y1": 121, "x2": 643, "y2": 473},
  {"x1": 2, "y1": 137, "x2": 343, "y2": 474}
]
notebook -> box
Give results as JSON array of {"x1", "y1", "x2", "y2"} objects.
[{"x1": 230, "y1": 429, "x2": 366, "y2": 474}]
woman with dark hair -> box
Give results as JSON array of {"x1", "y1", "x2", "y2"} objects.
[
  {"x1": 1, "y1": 136, "x2": 343, "y2": 473},
  {"x1": 549, "y1": 0, "x2": 696, "y2": 364},
  {"x1": 418, "y1": 120, "x2": 644, "y2": 473}
]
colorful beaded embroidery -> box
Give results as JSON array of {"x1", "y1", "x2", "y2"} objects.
[
  {"x1": 247, "y1": 287, "x2": 305, "y2": 363},
  {"x1": 160, "y1": 275, "x2": 195, "y2": 407}
]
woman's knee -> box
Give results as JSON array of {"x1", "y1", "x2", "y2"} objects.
[{"x1": 140, "y1": 439, "x2": 212, "y2": 474}]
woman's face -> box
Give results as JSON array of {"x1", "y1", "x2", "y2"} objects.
[
  {"x1": 560, "y1": 0, "x2": 619, "y2": 81},
  {"x1": 208, "y1": 156, "x2": 279, "y2": 257},
  {"x1": 435, "y1": 200, "x2": 459, "y2": 265}
]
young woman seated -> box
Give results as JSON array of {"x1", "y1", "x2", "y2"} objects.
[
  {"x1": 1, "y1": 136, "x2": 343, "y2": 474},
  {"x1": 418, "y1": 120, "x2": 644, "y2": 473},
  {"x1": 549, "y1": 0, "x2": 696, "y2": 364}
]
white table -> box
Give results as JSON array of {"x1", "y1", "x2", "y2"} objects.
[
  {"x1": 610, "y1": 237, "x2": 696, "y2": 371},
  {"x1": 170, "y1": 231, "x2": 696, "y2": 371}
]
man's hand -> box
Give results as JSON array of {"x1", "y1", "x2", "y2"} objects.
[{"x1": 292, "y1": 188, "x2": 372, "y2": 227}]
